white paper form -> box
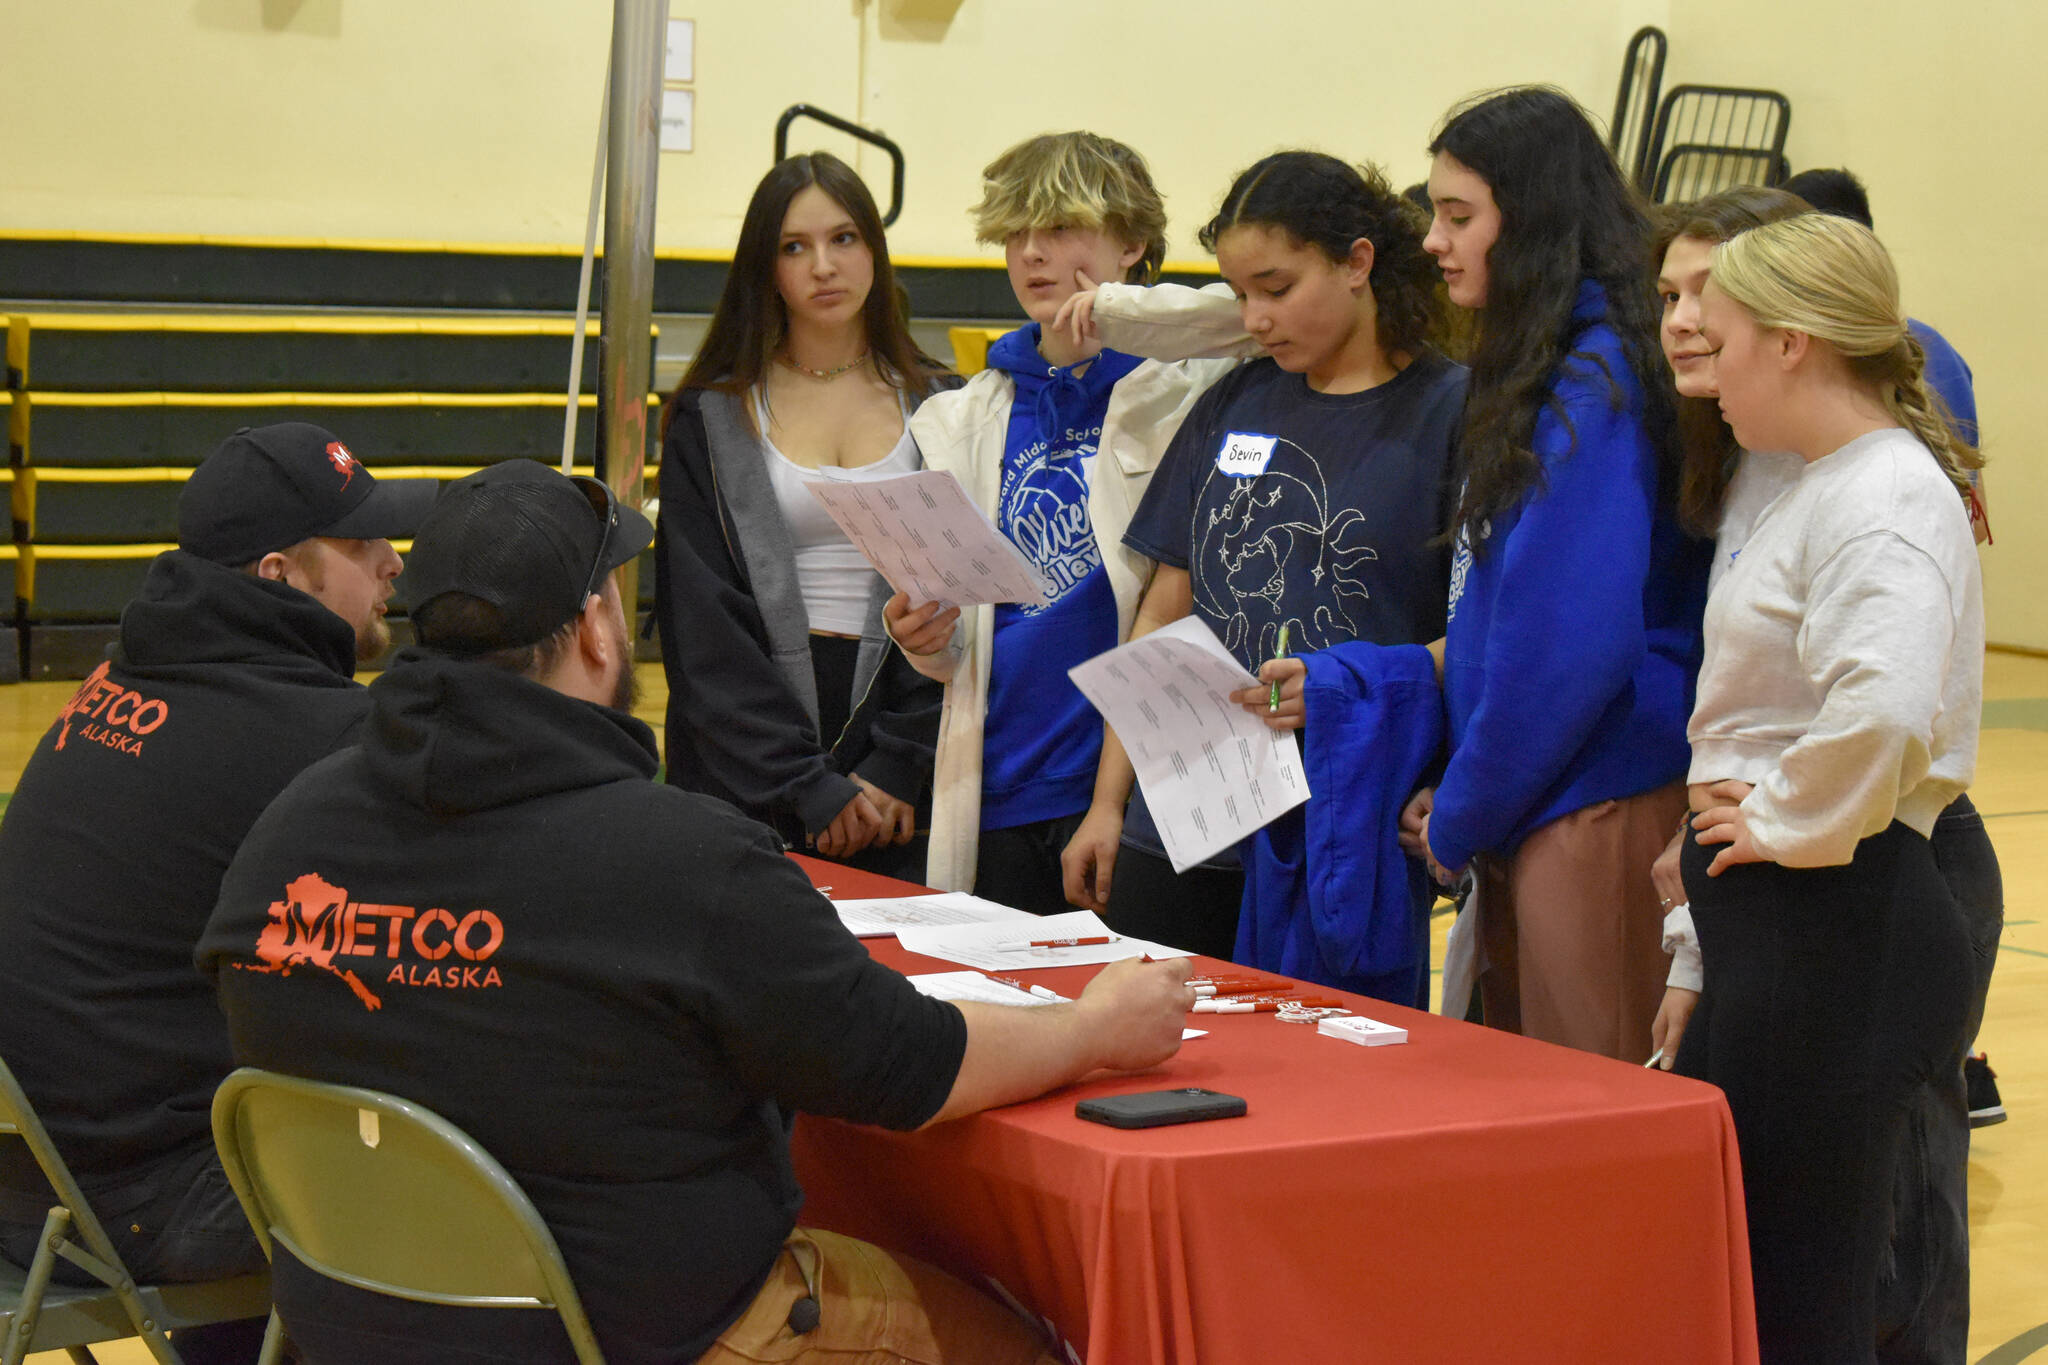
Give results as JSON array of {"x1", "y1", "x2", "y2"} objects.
[
  {"x1": 833, "y1": 891, "x2": 1035, "y2": 939},
  {"x1": 807, "y1": 470, "x2": 1052, "y2": 610},
  {"x1": 906, "y1": 972, "x2": 1061, "y2": 1006},
  {"x1": 905, "y1": 973, "x2": 1206, "y2": 1041},
  {"x1": 1068, "y1": 616, "x2": 1310, "y2": 871},
  {"x1": 896, "y1": 910, "x2": 1175, "y2": 972}
]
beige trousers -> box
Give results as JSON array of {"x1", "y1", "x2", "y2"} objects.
[
  {"x1": 696, "y1": 1227, "x2": 1059, "y2": 1365},
  {"x1": 1476, "y1": 780, "x2": 1688, "y2": 1062}
]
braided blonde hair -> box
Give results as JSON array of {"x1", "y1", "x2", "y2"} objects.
[{"x1": 1710, "y1": 214, "x2": 1982, "y2": 497}]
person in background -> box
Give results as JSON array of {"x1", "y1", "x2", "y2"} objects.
[
  {"x1": 1649, "y1": 186, "x2": 2001, "y2": 1365},
  {"x1": 1781, "y1": 168, "x2": 1990, "y2": 543},
  {"x1": 885, "y1": 131, "x2": 1237, "y2": 910},
  {"x1": 0, "y1": 423, "x2": 430, "y2": 1364},
  {"x1": 657, "y1": 151, "x2": 955, "y2": 881},
  {"x1": 1055, "y1": 151, "x2": 1465, "y2": 993},
  {"x1": 1402, "y1": 86, "x2": 1710, "y2": 1061},
  {"x1": 1677, "y1": 213, "x2": 1982, "y2": 1364},
  {"x1": 200, "y1": 460, "x2": 1194, "y2": 1364}
]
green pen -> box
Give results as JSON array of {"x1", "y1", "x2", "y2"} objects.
[{"x1": 1268, "y1": 623, "x2": 1291, "y2": 713}]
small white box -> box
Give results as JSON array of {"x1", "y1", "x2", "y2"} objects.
[{"x1": 1318, "y1": 1015, "x2": 1408, "y2": 1047}]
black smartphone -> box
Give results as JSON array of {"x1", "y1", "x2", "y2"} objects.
[{"x1": 1075, "y1": 1087, "x2": 1248, "y2": 1129}]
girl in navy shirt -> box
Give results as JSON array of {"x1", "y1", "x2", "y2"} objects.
[{"x1": 1063, "y1": 152, "x2": 1466, "y2": 981}]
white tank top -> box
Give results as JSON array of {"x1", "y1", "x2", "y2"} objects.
[{"x1": 756, "y1": 388, "x2": 917, "y2": 635}]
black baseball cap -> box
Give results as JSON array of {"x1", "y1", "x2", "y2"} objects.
[
  {"x1": 178, "y1": 422, "x2": 437, "y2": 565},
  {"x1": 400, "y1": 460, "x2": 654, "y2": 654}
]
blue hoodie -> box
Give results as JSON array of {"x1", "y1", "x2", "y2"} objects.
[
  {"x1": 1428, "y1": 282, "x2": 1709, "y2": 872},
  {"x1": 980, "y1": 325, "x2": 1141, "y2": 830},
  {"x1": 1237, "y1": 642, "x2": 1442, "y2": 1004}
]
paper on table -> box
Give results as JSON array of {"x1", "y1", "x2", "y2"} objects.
[
  {"x1": 807, "y1": 470, "x2": 1052, "y2": 610},
  {"x1": 1068, "y1": 616, "x2": 1310, "y2": 871},
  {"x1": 896, "y1": 910, "x2": 1174, "y2": 972},
  {"x1": 833, "y1": 891, "x2": 1035, "y2": 939},
  {"x1": 906, "y1": 972, "x2": 1060, "y2": 1007},
  {"x1": 910, "y1": 975, "x2": 1208, "y2": 1043}
]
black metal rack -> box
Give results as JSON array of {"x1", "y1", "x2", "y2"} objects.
[
  {"x1": 1641, "y1": 85, "x2": 1793, "y2": 202},
  {"x1": 773, "y1": 105, "x2": 907, "y2": 227},
  {"x1": 1609, "y1": 26, "x2": 1668, "y2": 189}
]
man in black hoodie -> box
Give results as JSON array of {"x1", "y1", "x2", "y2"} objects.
[
  {"x1": 199, "y1": 460, "x2": 1193, "y2": 1365},
  {"x1": 0, "y1": 423, "x2": 430, "y2": 1360}
]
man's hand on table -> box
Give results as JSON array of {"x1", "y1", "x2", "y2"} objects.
[
  {"x1": 1075, "y1": 957, "x2": 1200, "y2": 1072},
  {"x1": 925, "y1": 957, "x2": 1198, "y2": 1125}
]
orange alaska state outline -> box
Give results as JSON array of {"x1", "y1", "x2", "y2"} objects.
[{"x1": 237, "y1": 872, "x2": 382, "y2": 1010}]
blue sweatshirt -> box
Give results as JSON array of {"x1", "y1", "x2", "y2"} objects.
[
  {"x1": 979, "y1": 325, "x2": 1138, "y2": 830},
  {"x1": 1909, "y1": 318, "x2": 1976, "y2": 445},
  {"x1": 1429, "y1": 282, "x2": 1709, "y2": 872},
  {"x1": 1238, "y1": 642, "x2": 1443, "y2": 1003}
]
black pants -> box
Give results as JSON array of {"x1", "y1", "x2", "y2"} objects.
[
  {"x1": 0, "y1": 1140, "x2": 269, "y2": 1363},
  {"x1": 1102, "y1": 843, "x2": 1247, "y2": 963},
  {"x1": 1877, "y1": 794, "x2": 2003, "y2": 1365},
  {"x1": 973, "y1": 812, "x2": 1088, "y2": 915},
  {"x1": 806, "y1": 633, "x2": 928, "y2": 885},
  {"x1": 1676, "y1": 823, "x2": 1972, "y2": 1365}
]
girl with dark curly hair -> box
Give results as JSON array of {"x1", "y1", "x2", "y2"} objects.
[{"x1": 1057, "y1": 151, "x2": 1467, "y2": 998}]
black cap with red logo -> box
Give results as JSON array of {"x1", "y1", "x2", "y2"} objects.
[
  {"x1": 400, "y1": 459, "x2": 654, "y2": 654},
  {"x1": 177, "y1": 422, "x2": 438, "y2": 566}
]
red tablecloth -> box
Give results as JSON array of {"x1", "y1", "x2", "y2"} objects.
[{"x1": 787, "y1": 856, "x2": 1758, "y2": 1364}]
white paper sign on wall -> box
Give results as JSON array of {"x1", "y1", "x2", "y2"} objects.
[
  {"x1": 661, "y1": 89, "x2": 694, "y2": 153},
  {"x1": 664, "y1": 18, "x2": 695, "y2": 82}
]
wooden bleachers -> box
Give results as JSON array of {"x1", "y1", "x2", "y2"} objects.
[
  {"x1": 5, "y1": 314, "x2": 658, "y2": 678},
  {"x1": 0, "y1": 230, "x2": 1215, "y2": 680},
  {"x1": 0, "y1": 236, "x2": 691, "y2": 680}
]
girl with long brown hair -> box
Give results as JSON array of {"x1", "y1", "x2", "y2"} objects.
[{"x1": 655, "y1": 152, "x2": 954, "y2": 877}]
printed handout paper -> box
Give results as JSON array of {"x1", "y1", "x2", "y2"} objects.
[
  {"x1": 1069, "y1": 616, "x2": 1310, "y2": 871},
  {"x1": 807, "y1": 470, "x2": 1052, "y2": 610}
]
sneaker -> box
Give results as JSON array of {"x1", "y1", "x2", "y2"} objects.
[{"x1": 1966, "y1": 1053, "x2": 2007, "y2": 1128}]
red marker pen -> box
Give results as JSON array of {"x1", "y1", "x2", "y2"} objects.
[{"x1": 998, "y1": 935, "x2": 1119, "y2": 951}]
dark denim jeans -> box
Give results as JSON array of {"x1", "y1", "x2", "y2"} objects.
[
  {"x1": 0, "y1": 1140, "x2": 268, "y2": 1364},
  {"x1": 1876, "y1": 794, "x2": 2004, "y2": 1365}
]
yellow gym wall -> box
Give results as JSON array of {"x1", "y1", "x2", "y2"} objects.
[
  {"x1": 1663, "y1": 0, "x2": 2046, "y2": 651},
  {"x1": 0, "y1": 0, "x2": 1659, "y2": 256},
  {"x1": 2, "y1": 0, "x2": 2039, "y2": 650}
]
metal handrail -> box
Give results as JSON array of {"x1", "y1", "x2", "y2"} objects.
[
  {"x1": 1608, "y1": 26, "x2": 1668, "y2": 189},
  {"x1": 773, "y1": 105, "x2": 907, "y2": 227}
]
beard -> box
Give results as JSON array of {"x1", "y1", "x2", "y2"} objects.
[
  {"x1": 356, "y1": 610, "x2": 392, "y2": 665},
  {"x1": 608, "y1": 617, "x2": 641, "y2": 713}
]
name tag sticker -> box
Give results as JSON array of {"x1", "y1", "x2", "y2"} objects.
[{"x1": 1216, "y1": 431, "x2": 1278, "y2": 477}]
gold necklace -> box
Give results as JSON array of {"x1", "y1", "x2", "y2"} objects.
[{"x1": 777, "y1": 349, "x2": 870, "y2": 380}]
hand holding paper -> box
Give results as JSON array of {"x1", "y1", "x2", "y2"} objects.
[
  {"x1": 808, "y1": 470, "x2": 1052, "y2": 610},
  {"x1": 1069, "y1": 617, "x2": 1310, "y2": 871}
]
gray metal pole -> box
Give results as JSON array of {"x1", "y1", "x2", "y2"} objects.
[
  {"x1": 563, "y1": 50, "x2": 610, "y2": 474},
  {"x1": 599, "y1": 0, "x2": 668, "y2": 633}
]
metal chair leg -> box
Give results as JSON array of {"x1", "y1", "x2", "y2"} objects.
[{"x1": 2, "y1": 1206, "x2": 72, "y2": 1365}]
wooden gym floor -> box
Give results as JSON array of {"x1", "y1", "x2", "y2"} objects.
[{"x1": 7, "y1": 651, "x2": 2045, "y2": 1363}]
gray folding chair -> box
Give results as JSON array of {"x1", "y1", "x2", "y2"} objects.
[
  {"x1": 0, "y1": 1054, "x2": 271, "y2": 1365},
  {"x1": 211, "y1": 1068, "x2": 605, "y2": 1365}
]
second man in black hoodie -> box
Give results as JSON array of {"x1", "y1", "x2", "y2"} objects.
[{"x1": 0, "y1": 423, "x2": 432, "y2": 1361}]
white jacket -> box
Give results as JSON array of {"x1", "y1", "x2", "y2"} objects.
[{"x1": 903, "y1": 346, "x2": 1242, "y2": 890}]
